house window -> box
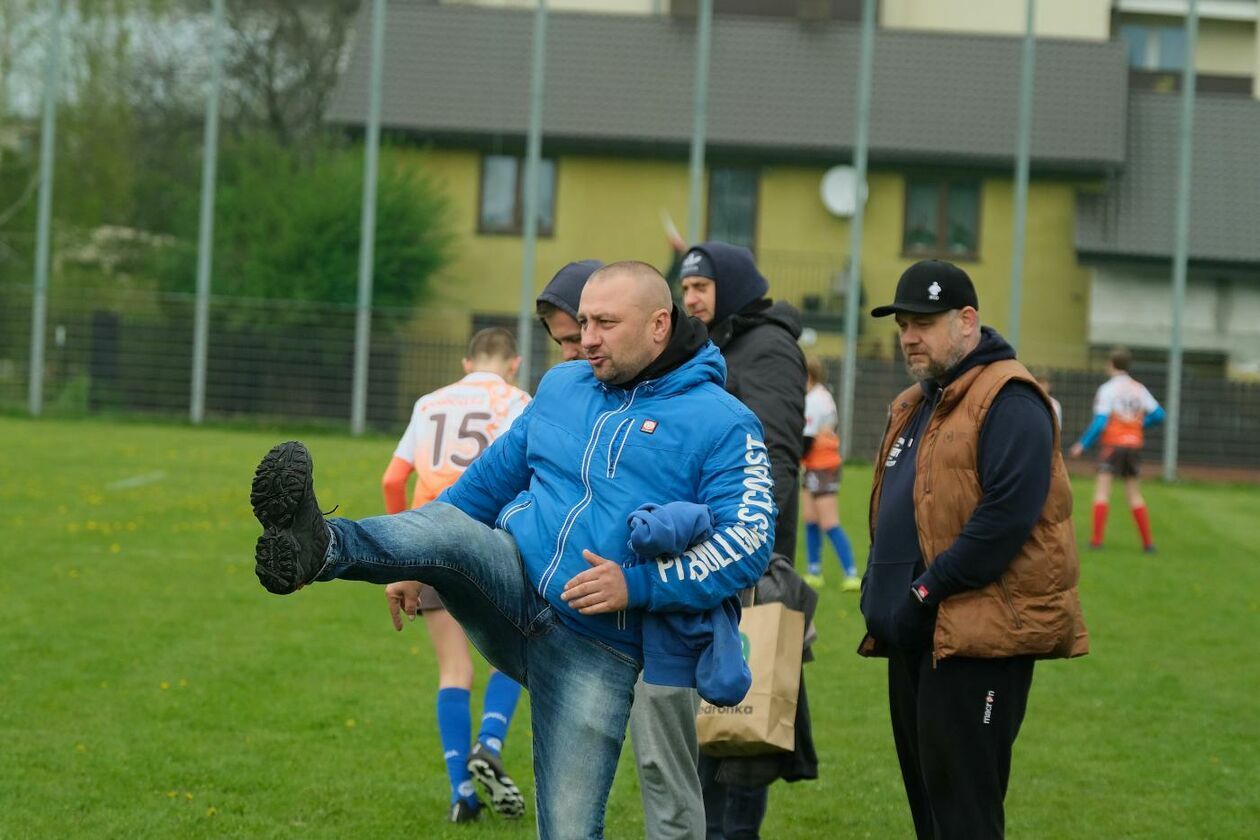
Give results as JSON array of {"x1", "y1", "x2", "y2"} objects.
[
  {"x1": 1120, "y1": 24, "x2": 1187, "y2": 72},
  {"x1": 903, "y1": 177, "x2": 980, "y2": 259},
  {"x1": 478, "y1": 154, "x2": 556, "y2": 236},
  {"x1": 707, "y1": 167, "x2": 759, "y2": 251}
]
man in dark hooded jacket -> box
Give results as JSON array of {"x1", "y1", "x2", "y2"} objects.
[
  {"x1": 679, "y1": 242, "x2": 806, "y2": 561},
  {"x1": 680, "y1": 241, "x2": 811, "y2": 838}
]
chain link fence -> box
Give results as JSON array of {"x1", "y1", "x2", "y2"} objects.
[
  {"x1": 0, "y1": 283, "x2": 470, "y2": 433},
  {"x1": 813, "y1": 354, "x2": 1260, "y2": 474},
  {"x1": 5, "y1": 280, "x2": 1260, "y2": 474}
]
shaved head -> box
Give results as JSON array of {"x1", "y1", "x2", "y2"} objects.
[
  {"x1": 578, "y1": 261, "x2": 675, "y2": 384},
  {"x1": 586, "y1": 261, "x2": 673, "y2": 314}
]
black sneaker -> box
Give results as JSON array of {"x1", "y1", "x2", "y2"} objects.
[
  {"x1": 448, "y1": 797, "x2": 481, "y2": 824},
  {"x1": 250, "y1": 441, "x2": 331, "y2": 595},
  {"x1": 467, "y1": 742, "x2": 525, "y2": 819}
]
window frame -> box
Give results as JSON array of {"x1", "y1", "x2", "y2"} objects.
[
  {"x1": 705, "y1": 165, "x2": 761, "y2": 254},
  {"x1": 476, "y1": 153, "x2": 557, "y2": 237},
  {"x1": 901, "y1": 176, "x2": 982, "y2": 262},
  {"x1": 1119, "y1": 23, "x2": 1187, "y2": 72}
]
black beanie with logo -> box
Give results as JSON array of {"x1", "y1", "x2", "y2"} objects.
[{"x1": 680, "y1": 242, "x2": 769, "y2": 325}]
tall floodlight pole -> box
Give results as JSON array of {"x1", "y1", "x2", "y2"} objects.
[
  {"x1": 190, "y1": 0, "x2": 225, "y2": 425},
  {"x1": 838, "y1": 0, "x2": 875, "y2": 462},
  {"x1": 1164, "y1": 0, "x2": 1198, "y2": 481},
  {"x1": 351, "y1": 0, "x2": 387, "y2": 436},
  {"x1": 685, "y1": 0, "x2": 713, "y2": 242},
  {"x1": 1008, "y1": 0, "x2": 1036, "y2": 352},
  {"x1": 515, "y1": 0, "x2": 549, "y2": 390},
  {"x1": 28, "y1": 0, "x2": 63, "y2": 417}
]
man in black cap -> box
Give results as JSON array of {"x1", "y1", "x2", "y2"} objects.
[
  {"x1": 677, "y1": 241, "x2": 810, "y2": 839},
  {"x1": 536, "y1": 260, "x2": 602, "y2": 362},
  {"x1": 859, "y1": 259, "x2": 1089, "y2": 839}
]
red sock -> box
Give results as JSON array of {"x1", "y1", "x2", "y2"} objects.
[
  {"x1": 1092, "y1": 502, "x2": 1109, "y2": 546},
  {"x1": 1132, "y1": 505, "x2": 1154, "y2": 549}
]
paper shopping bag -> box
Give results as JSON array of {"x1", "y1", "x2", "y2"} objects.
[{"x1": 696, "y1": 602, "x2": 804, "y2": 756}]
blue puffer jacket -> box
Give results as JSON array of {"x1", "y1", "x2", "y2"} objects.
[
  {"x1": 439, "y1": 342, "x2": 776, "y2": 659},
  {"x1": 628, "y1": 502, "x2": 752, "y2": 707}
]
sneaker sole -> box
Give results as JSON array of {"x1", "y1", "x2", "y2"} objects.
[
  {"x1": 467, "y1": 757, "x2": 525, "y2": 819},
  {"x1": 255, "y1": 530, "x2": 304, "y2": 595},
  {"x1": 251, "y1": 441, "x2": 313, "y2": 595},
  {"x1": 250, "y1": 441, "x2": 311, "y2": 530}
]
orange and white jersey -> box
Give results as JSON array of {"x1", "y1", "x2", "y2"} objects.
[
  {"x1": 802, "y1": 383, "x2": 842, "y2": 470},
  {"x1": 1094, "y1": 373, "x2": 1160, "y2": 449},
  {"x1": 393, "y1": 372, "x2": 531, "y2": 508}
]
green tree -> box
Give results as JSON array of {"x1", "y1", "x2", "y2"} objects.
[{"x1": 153, "y1": 136, "x2": 452, "y2": 313}]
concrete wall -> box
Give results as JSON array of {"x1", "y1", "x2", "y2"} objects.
[{"x1": 1089, "y1": 264, "x2": 1260, "y2": 376}]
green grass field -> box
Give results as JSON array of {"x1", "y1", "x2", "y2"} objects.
[{"x1": 1, "y1": 416, "x2": 1256, "y2": 838}]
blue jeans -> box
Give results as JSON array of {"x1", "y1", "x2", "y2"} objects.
[
  {"x1": 315, "y1": 503, "x2": 640, "y2": 840},
  {"x1": 699, "y1": 754, "x2": 769, "y2": 839}
]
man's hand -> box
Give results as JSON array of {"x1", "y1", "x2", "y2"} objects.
[
  {"x1": 561, "y1": 550, "x2": 629, "y2": 614},
  {"x1": 386, "y1": 581, "x2": 424, "y2": 631},
  {"x1": 1069, "y1": 442, "x2": 1084, "y2": 459}
]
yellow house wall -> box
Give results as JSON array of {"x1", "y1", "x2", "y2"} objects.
[
  {"x1": 881, "y1": 0, "x2": 1112, "y2": 40},
  {"x1": 757, "y1": 165, "x2": 1092, "y2": 368},
  {"x1": 1197, "y1": 18, "x2": 1257, "y2": 76},
  {"x1": 405, "y1": 147, "x2": 1094, "y2": 369},
  {"x1": 407, "y1": 147, "x2": 691, "y2": 318},
  {"x1": 1119, "y1": 14, "x2": 1258, "y2": 77}
]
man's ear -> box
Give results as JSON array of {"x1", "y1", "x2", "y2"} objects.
[
  {"x1": 461, "y1": 358, "x2": 474, "y2": 375},
  {"x1": 651, "y1": 308, "x2": 672, "y2": 343},
  {"x1": 958, "y1": 306, "x2": 980, "y2": 336},
  {"x1": 506, "y1": 356, "x2": 522, "y2": 383}
]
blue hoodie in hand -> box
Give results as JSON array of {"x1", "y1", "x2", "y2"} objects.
[{"x1": 628, "y1": 502, "x2": 753, "y2": 707}]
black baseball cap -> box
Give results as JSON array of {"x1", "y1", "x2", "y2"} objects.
[{"x1": 871, "y1": 260, "x2": 979, "y2": 317}]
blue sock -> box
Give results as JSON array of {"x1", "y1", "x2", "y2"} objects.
[
  {"x1": 437, "y1": 687, "x2": 476, "y2": 804},
  {"x1": 477, "y1": 671, "x2": 522, "y2": 756},
  {"x1": 805, "y1": 523, "x2": 822, "y2": 575},
  {"x1": 827, "y1": 525, "x2": 857, "y2": 577}
]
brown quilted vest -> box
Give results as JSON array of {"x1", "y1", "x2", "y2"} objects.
[{"x1": 861, "y1": 359, "x2": 1089, "y2": 662}]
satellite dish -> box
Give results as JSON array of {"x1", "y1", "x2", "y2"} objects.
[{"x1": 820, "y1": 166, "x2": 866, "y2": 218}]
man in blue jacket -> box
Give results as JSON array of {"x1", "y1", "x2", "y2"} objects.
[{"x1": 248, "y1": 261, "x2": 775, "y2": 839}]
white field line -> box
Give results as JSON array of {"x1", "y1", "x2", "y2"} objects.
[{"x1": 105, "y1": 470, "x2": 168, "y2": 491}]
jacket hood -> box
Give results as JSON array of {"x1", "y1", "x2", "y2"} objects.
[
  {"x1": 921, "y1": 326, "x2": 1016, "y2": 396},
  {"x1": 711, "y1": 298, "x2": 803, "y2": 348},
  {"x1": 688, "y1": 242, "x2": 770, "y2": 324},
  {"x1": 537, "y1": 259, "x2": 603, "y2": 322},
  {"x1": 618, "y1": 304, "x2": 715, "y2": 390}
]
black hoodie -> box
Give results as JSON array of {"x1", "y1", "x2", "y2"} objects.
[
  {"x1": 682, "y1": 242, "x2": 807, "y2": 559},
  {"x1": 622, "y1": 304, "x2": 709, "y2": 388},
  {"x1": 861, "y1": 327, "x2": 1054, "y2": 651},
  {"x1": 714, "y1": 299, "x2": 807, "y2": 562}
]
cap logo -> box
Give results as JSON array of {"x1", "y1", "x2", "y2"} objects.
[
  {"x1": 682, "y1": 252, "x2": 702, "y2": 269},
  {"x1": 927, "y1": 281, "x2": 942, "y2": 301}
]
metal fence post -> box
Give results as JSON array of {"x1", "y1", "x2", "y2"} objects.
[
  {"x1": 1164, "y1": 0, "x2": 1198, "y2": 482},
  {"x1": 351, "y1": 0, "x2": 387, "y2": 435},
  {"x1": 28, "y1": 0, "x2": 63, "y2": 417},
  {"x1": 516, "y1": 0, "x2": 549, "y2": 390},
  {"x1": 190, "y1": 0, "x2": 225, "y2": 425},
  {"x1": 1008, "y1": 0, "x2": 1036, "y2": 352},
  {"x1": 686, "y1": 0, "x2": 713, "y2": 243},
  {"x1": 838, "y1": 0, "x2": 875, "y2": 462}
]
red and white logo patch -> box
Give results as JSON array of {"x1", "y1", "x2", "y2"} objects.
[{"x1": 640, "y1": 419, "x2": 658, "y2": 434}]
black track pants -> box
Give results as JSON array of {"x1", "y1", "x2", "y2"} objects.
[{"x1": 887, "y1": 649, "x2": 1035, "y2": 840}]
